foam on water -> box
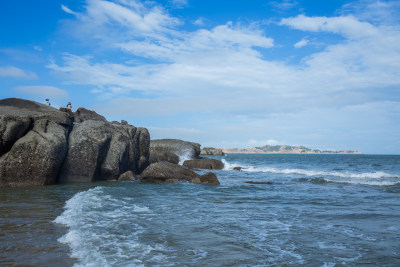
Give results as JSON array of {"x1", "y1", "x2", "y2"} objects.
[
  {"x1": 177, "y1": 149, "x2": 195, "y2": 165},
  {"x1": 222, "y1": 159, "x2": 400, "y2": 186},
  {"x1": 54, "y1": 186, "x2": 157, "y2": 266}
]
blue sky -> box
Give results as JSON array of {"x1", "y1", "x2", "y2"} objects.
[{"x1": 1, "y1": 0, "x2": 400, "y2": 154}]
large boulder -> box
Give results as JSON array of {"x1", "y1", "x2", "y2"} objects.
[
  {"x1": 59, "y1": 120, "x2": 149, "y2": 183},
  {"x1": 193, "y1": 172, "x2": 220, "y2": 186},
  {"x1": 0, "y1": 119, "x2": 69, "y2": 186},
  {"x1": 141, "y1": 162, "x2": 220, "y2": 185},
  {"x1": 140, "y1": 162, "x2": 199, "y2": 183},
  {"x1": 200, "y1": 147, "x2": 225, "y2": 156},
  {"x1": 0, "y1": 98, "x2": 150, "y2": 187},
  {"x1": 183, "y1": 158, "x2": 224, "y2": 170},
  {"x1": 150, "y1": 139, "x2": 200, "y2": 164}
]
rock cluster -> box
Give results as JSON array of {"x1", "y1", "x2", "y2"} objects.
[
  {"x1": 145, "y1": 139, "x2": 224, "y2": 185},
  {"x1": 0, "y1": 98, "x2": 224, "y2": 187},
  {"x1": 0, "y1": 98, "x2": 149, "y2": 187}
]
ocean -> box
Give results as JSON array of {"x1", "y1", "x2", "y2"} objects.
[{"x1": 1, "y1": 154, "x2": 400, "y2": 266}]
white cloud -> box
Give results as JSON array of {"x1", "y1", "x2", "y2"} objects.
[
  {"x1": 13, "y1": 86, "x2": 68, "y2": 98},
  {"x1": 294, "y1": 38, "x2": 309, "y2": 48},
  {"x1": 50, "y1": 1, "x2": 400, "y2": 153},
  {"x1": 61, "y1": 4, "x2": 77, "y2": 16},
  {"x1": 0, "y1": 66, "x2": 37, "y2": 79},
  {"x1": 248, "y1": 139, "x2": 280, "y2": 146},
  {"x1": 280, "y1": 14, "x2": 379, "y2": 39},
  {"x1": 193, "y1": 17, "x2": 205, "y2": 26}
]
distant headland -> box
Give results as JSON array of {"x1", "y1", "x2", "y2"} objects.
[{"x1": 222, "y1": 145, "x2": 361, "y2": 154}]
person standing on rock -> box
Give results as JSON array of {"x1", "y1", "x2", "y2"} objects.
[
  {"x1": 67, "y1": 102, "x2": 72, "y2": 110},
  {"x1": 45, "y1": 99, "x2": 51, "y2": 106}
]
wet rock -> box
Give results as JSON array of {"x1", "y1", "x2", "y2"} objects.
[
  {"x1": 244, "y1": 181, "x2": 273, "y2": 185},
  {"x1": 233, "y1": 167, "x2": 242, "y2": 171},
  {"x1": 193, "y1": 172, "x2": 220, "y2": 186},
  {"x1": 183, "y1": 158, "x2": 224, "y2": 170},
  {"x1": 140, "y1": 162, "x2": 200, "y2": 183},
  {"x1": 118, "y1": 170, "x2": 137, "y2": 181}
]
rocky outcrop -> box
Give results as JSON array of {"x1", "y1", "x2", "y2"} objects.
[
  {"x1": 150, "y1": 139, "x2": 201, "y2": 164},
  {"x1": 200, "y1": 147, "x2": 225, "y2": 156},
  {"x1": 192, "y1": 172, "x2": 220, "y2": 186},
  {"x1": 140, "y1": 162, "x2": 220, "y2": 185},
  {"x1": 140, "y1": 162, "x2": 200, "y2": 183},
  {"x1": 183, "y1": 158, "x2": 224, "y2": 170},
  {"x1": 0, "y1": 98, "x2": 150, "y2": 187}
]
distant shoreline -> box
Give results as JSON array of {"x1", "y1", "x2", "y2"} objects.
[{"x1": 221, "y1": 145, "x2": 362, "y2": 155}]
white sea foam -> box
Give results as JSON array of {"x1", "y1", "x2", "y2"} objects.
[
  {"x1": 54, "y1": 186, "x2": 156, "y2": 266},
  {"x1": 222, "y1": 158, "x2": 400, "y2": 186},
  {"x1": 178, "y1": 149, "x2": 194, "y2": 165}
]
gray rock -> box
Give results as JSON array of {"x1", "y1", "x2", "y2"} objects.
[
  {"x1": 149, "y1": 151, "x2": 179, "y2": 164},
  {"x1": 118, "y1": 170, "x2": 137, "y2": 181},
  {"x1": 73, "y1": 108, "x2": 107, "y2": 123},
  {"x1": 0, "y1": 98, "x2": 150, "y2": 187},
  {"x1": 183, "y1": 158, "x2": 224, "y2": 170},
  {"x1": 0, "y1": 119, "x2": 69, "y2": 186},
  {"x1": 193, "y1": 172, "x2": 220, "y2": 186},
  {"x1": 200, "y1": 147, "x2": 225, "y2": 156},
  {"x1": 59, "y1": 121, "x2": 150, "y2": 183},
  {"x1": 150, "y1": 139, "x2": 200, "y2": 164},
  {"x1": 140, "y1": 162, "x2": 200, "y2": 183}
]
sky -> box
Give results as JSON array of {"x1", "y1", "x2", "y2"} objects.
[{"x1": 1, "y1": 0, "x2": 400, "y2": 154}]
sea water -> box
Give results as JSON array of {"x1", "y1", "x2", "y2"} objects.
[{"x1": 1, "y1": 154, "x2": 400, "y2": 266}]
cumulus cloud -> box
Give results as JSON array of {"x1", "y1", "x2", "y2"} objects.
[
  {"x1": 49, "y1": 0, "x2": 400, "y2": 152},
  {"x1": 0, "y1": 66, "x2": 37, "y2": 79},
  {"x1": 13, "y1": 86, "x2": 68, "y2": 98}
]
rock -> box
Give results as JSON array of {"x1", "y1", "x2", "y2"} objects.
[
  {"x1": 233, "y1": 166, "x2": 242, "y2": 171},
  {"x1": 118, "y1": 170, "x2": 137, "y2": 181},
  {"x1": 192, "y1": 172, "x2": 220, "y2": 186},
  {"x1": 0, "y1": 119, "x2": 69, "y2": 186},
  {"x1": 149, "y1": 151, "x2": 179, "y2": 164},
  {"x1": 150, "y1": 139, "x2": 201, "y2": 164},
  {"x1": 140, "y1": 162, "x2": 200, "y2": 183},
  {"x1": 59, "y1": 121, "x2": 150, "y2": 183},
  {"x1": 245, "y1": 181, "x2": 273, "y2": 185},
  {"x1": 73, "y1": 108, "x2": 107, "y2": 123},
  {"x1": 183, "y1": 158, "x2": 224, "y2": 170},
  {"x1": 200, "y1": 147, "x2": 225, "y2": 156},
  {"x1": 0, "y1": 98, "x2": 150, "y2": 187}
]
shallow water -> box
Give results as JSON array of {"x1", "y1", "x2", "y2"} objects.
[{"x1": 1, "y1": 154, "x2": 400, "y2": 266}]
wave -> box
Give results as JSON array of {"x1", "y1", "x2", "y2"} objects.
[
  {"x1": 54, "y1": 187, "x2": 155, "y2": 266},
  {"x1": 222, "y1": 159, "x2": 400, "y2": 186}
]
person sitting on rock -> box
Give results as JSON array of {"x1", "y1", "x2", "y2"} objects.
[
  {"x1": 45, "y1": 99, "x2": 51, "y2": 106},
  {"x1": 67, "y1": 102, "x2": 72, "y2": 110}
]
